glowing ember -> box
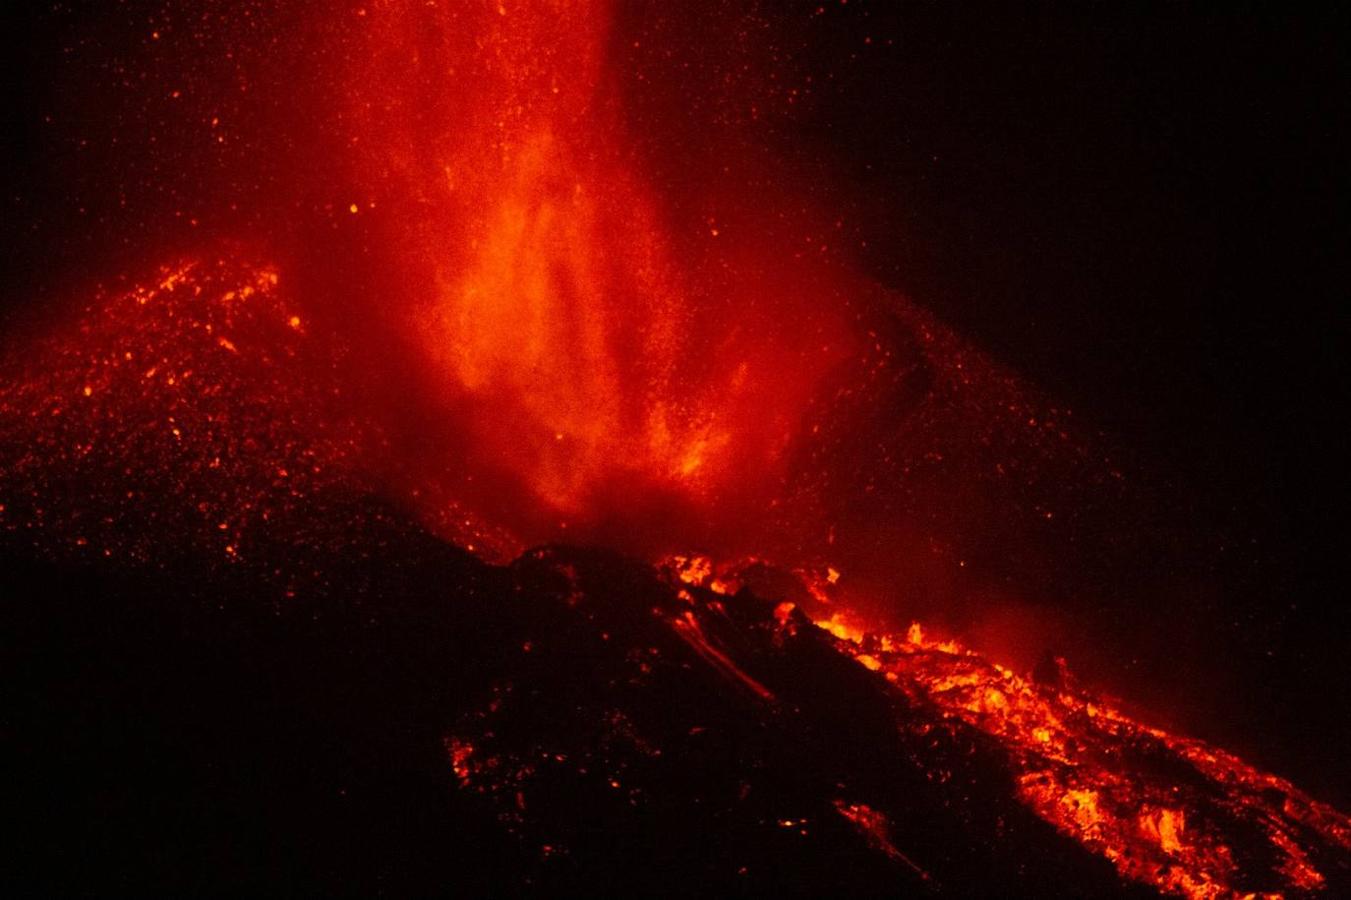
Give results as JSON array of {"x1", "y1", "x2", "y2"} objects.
[
  {"x1": 0, "y1": 257, "x2": 349, "y2": 562},
  {"x1": 0, "y1": 256, "x2": 510, "y2": 571},
  {"x1": 833, "y1": 799, "x2": 931, "y2": 881}
]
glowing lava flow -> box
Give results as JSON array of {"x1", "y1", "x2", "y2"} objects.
[
  {"x1": 667, "y1": 558, "x2": 1351, "y2": 900},
  {"x1": 830, "y1": 621, "x2": 1349, "y2": 899}
]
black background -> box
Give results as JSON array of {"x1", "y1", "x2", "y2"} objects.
[{"x1": 2, "y1": 0, "x2": 1348, "y2": 823}]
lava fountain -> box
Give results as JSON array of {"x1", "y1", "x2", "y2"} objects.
[{"x1": 325, "y1": 0, "x2": 858, "y2": 549}]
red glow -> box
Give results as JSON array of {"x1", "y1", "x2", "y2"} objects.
[{"x1": 2, "y1": 4, "x2": 1347, "y2": 898}]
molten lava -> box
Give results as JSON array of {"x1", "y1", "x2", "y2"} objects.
[{"x1": 821, "y1": 619, "x2": 1348, "y2": 899}]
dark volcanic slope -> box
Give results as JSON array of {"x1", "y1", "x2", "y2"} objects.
[
  {"x1": 4, "y1": 528, "x2": 1152, "y2": 897},
  {"x1": 17, "y1": 522, "x2": 1345, "y2": 896}
]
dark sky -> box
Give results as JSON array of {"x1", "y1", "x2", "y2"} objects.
[{"x1": 793, "y1": 3, "x2": 1347, "y2": 556}]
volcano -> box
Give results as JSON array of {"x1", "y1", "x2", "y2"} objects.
[
  {"x1": 3, "y1": 2, "x2": 1349, "y2": 898},
  {"x1": 3, "y1": 255, "x2": 1348, "y2": 898}
]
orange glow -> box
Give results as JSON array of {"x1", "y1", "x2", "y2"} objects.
[{"x1": 809, "y1": 603, "x2": 1351, "y2": 899}]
